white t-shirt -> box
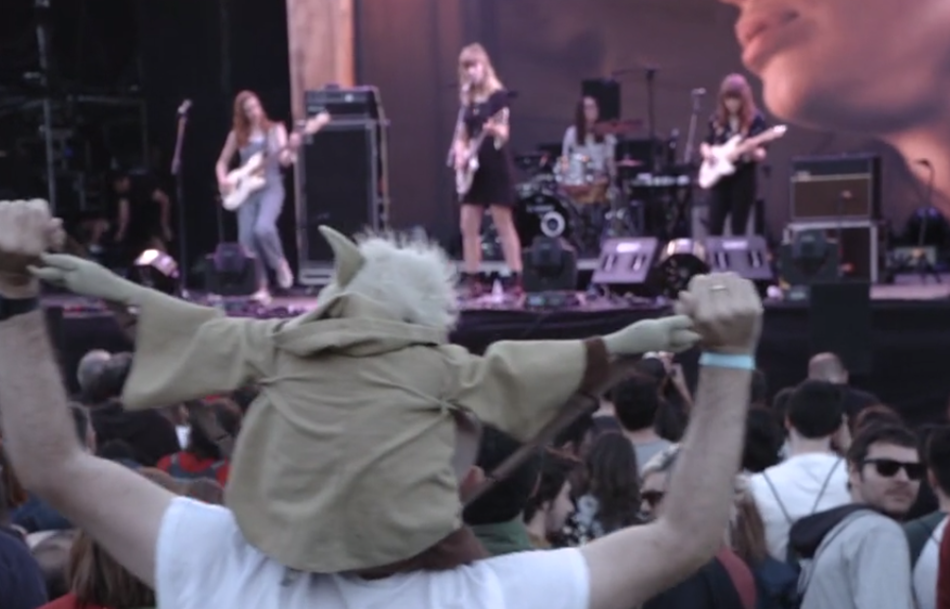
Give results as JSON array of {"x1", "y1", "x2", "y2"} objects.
[
  {"x1": 748, "y1": 453, "x2": 851, "y2": 560},
  {"x1": 156, "y1": 497, "x2": 590, "y2": 609},
  {"x1": 913, "y1": 515, "x2": 948, "y2": 609},
  {"x1": 561, "y1": 126, "x2": 616, "y2": 174}
]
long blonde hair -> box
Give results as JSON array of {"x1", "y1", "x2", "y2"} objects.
[{"x1": 458, "y1": 43, "x2": 504, "y2": 104}]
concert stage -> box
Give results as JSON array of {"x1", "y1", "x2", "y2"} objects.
[{"x1": 49, "y1": 279, "x2": 950, "y2": 426}]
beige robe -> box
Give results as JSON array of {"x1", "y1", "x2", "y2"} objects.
[{"x1": 122, "y1": 287, "x2": 609, "y2": 573}]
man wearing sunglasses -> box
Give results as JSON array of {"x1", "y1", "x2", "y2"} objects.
[{"x1": 789, "y1": 424, "x2": 921, "y2": 609}]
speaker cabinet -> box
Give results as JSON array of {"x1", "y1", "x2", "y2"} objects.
[
  {"x1": 592, "y1": 237, "x2": 661, "y2": 293},
  {"x1": 704, "y1": 236, "x2": 774, "y2": 283},
  {"x1": 790, "y1": 155, "x2": 881, "y2": 221},
  {"x1": 296, "y1": 118, "x2": 389, "y2": 283},
  {"x1": 809, "y1": 281, "x2": 872, "y2": 375}
]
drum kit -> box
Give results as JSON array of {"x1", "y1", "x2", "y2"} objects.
[{"x1": 498, "y1": 119, "x2": 653, "y2": 259}]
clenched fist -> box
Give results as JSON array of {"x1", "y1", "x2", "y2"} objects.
[
  {"x1": 0, "y1": 199, "x2": 64, "y2": 297},
  {"x1": 675, "y1": 273, "x2": 763, "y2": 355}
]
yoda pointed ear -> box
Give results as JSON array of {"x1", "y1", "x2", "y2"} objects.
[{"x1": 319, "y1": 226, "x2": 365, "y2": 287}]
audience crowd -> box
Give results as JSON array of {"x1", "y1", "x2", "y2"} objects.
[{"x1": 2, "y1": 343, "x2": 948, "y2": 609}]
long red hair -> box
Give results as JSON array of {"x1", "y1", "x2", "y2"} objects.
[
  {"x1": 232, "y1": 90, "x2": 273, "y2": 148},
  {"x1": 714, "y1": 73, "x2": 758, "y2": 135}
]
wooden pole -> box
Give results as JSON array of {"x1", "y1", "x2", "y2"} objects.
[{"x1": 285, "y1": 0, "x2": 356, "y2": 120}]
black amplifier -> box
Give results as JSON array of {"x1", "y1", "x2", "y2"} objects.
[
  {"x1": 304, "y1": 86, "x2": 384, "y2": 120},
  {"x1": 789, "y1": 154, "x2": 881, "y2": 221}
]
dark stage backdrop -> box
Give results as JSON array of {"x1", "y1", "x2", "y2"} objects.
[{"x1": 356, "y1": 0, "x2": 924, "y2": 244}]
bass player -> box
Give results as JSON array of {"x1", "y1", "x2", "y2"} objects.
[
  {"x1": 451, "y1": 43, "x2": 522, "y2": 297},
  {"x1": 699, "y1": 74, "x2": 769, "y2": 237},
  {"x1": 216, "y1": 90, "x2": 300, "y2": 302}
]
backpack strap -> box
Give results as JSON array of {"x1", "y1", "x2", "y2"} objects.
[
  {"x1": 763, "y1": 457, "x2": 842, "y2": 525},
  {"x1": 798, "y1": 509, "x2": 873, "y2": 601},
  {"x1": 716, "y1": 548, "x2": 757, "y2": 609},
  {"x1": 906, "y1": 512, "x2": 947, "y2": 569}
]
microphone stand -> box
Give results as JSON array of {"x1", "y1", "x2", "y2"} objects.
[
  {"x1": 683, "y1": 90, "x2": 704, "y2": 167},
  {"x1": 645, "y1": 67, "x2": 658, "y2": 172},
  {"x1": 171, "y1": 101, "x2": 191, "y2": 296},
  {"x1": 912, "y1": 162, "x2": 941, "y2": 283}
]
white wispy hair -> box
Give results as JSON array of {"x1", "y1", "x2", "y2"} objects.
[{"x1": 318, "y1": 229, "x2": 460, "y2": 330}]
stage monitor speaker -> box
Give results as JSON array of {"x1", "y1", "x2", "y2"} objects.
[
  {"x1": 204, "y1": 243, "x2": 260, "y2": 297},
  {"x1": 808, "y1": 281, "x2": 872, "y2": 376},
  {"x1": 790, "y1": 154, "x2": 881, "y2": 221},
  {"x1": 581, "y1": 78, "x2": 621, "y2": 121},
  {"x1": 703, "y1": 236, "x2": 774, "y2": 284},
  {"x1": 592, "y1": 237, "x2": 661, "y2": 294},
  {"x1": 297, "y1": 119, "x2": 388, "y2": 270}
]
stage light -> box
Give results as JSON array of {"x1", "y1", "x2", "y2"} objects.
[
  {"x1": 522, "y1": 236, "x2": 578, "y2": 294},
  {"x1": 204, "y1": 242, "x2": 261, "y2": 297},
  {"x1": 654, "y1": 238, "x2": 709, "y2": 299},
  {"x1": 131, "y1": 248, "x2": 180, "y2": 295}
]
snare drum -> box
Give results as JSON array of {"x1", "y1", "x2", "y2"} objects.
[{"x1": 515, "y1": 185, "x2": 578, "y2": 247}]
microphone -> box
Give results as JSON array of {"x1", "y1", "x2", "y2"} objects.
[
  {"x1": 691, "y1": 88, "x2": 706, "y2": 96},
  {"x1": 177, "y1": 99, "x2": 192, "y2": 116}
]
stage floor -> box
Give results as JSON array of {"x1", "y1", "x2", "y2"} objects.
[{"x1": 46, "y1": 279, "x2": 950, "y2": 426}]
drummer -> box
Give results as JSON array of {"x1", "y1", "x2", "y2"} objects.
[{"x1": 560, "y1": 96, "x2": 618, "y2": 184}]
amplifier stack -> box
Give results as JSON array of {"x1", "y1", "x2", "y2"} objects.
[
  {"x1": 785, "y1": 154, "x2": 884, "y2": 283},
  {"x1": 296, "y1": 86, "x2": 391, "y2": 286}
]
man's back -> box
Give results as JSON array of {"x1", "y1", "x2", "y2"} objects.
[
  {"x1": 158, "y1": 497, "x2": 590, "y2": 609},
  {"x1": 749, "y1": 453, "x2": 850, "y2": 559},
  {"x1": 0, "y1": 528, "x2": 48, "y2": 609}
]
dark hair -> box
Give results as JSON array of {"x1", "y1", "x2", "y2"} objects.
[
  {"x1": 750, "y1": 369, "x2": 768, "y2": 406},
  {"x1": 574, "y1": 96, "x2": 604, "y2": 145},
  {"x1": 742, "y1": 406, "x2": 784, "y2": 473},
  {"x1": 585, "y1": 432, "x2": 641, "y2": 532},
  {"x1": 786, "y1": 380, "x2": 844, "y2": 439},
  {"x1": 851, "y1": 404, "x2": 902, "y2": 435},
  {"x1": 847, "y1": 424, "x2": 918, "y2": 467},
  {"x1": 82, "y1": 353, "x2": 133, "y2": 404},
  {"x1": 925, "y1": 426, "x2": 950, "y2": 495},
  {"x1": 523, "y1": 450, "x2": 577, "y2": 523},
  {"x1": 463, "y1": 426, "x2": 542, "y2": 526},
  {"x1": 612, "y1": 373, "x2": 662, "y2": 432},
  {"x1": 97, "y1": 439, "x2": 137, "y2": 464},
  {"x1": 187, "y1": 400, "x2": 242, "y2": 461},
  {"x1": 553, "y1": 412, "x2": 594, "y2": 453},
  {"x1": 69, "y1": 403, "x2": 91, "y2": 447},
  {"x1": 772, "y1": 387, "x2": 794, "y2": 418}
]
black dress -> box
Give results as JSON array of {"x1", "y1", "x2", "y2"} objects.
[
  {"x1": 704, "y1": 112, "x2": 767, "y2": 236},
  {"x1": 461, "y1": 89, "x2": 516, "y2": 207}
]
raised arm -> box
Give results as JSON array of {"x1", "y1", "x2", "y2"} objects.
[
  {"x1": 215, "y1": 130, "x2": 238, "y2": 185},
  {"x1": 581, "y1": 273, "x2": 762, "y2": 609},
  {"x1": 0, "y1": 199, "x2": 173, "y2": 587},
  {"x1": 30, "y1": 254, "x2": 282, "y2": 409}
]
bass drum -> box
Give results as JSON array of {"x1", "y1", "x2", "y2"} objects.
[{"x1": 515, "y1": 184, "x2": 578, "y2": 248}]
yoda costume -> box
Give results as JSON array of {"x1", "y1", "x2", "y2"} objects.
[{"x1": 115, "y1": 228, "x2": 612, "y2": 574}]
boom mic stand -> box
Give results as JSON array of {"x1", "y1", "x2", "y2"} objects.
[
  {"x1": 171, "y1": 100, "x2": 192, "y2": 296},
  {"x1": 645, "y1": 67, "x2": 658, "y2": 173}
]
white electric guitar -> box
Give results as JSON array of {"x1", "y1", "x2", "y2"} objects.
[
  {"x1": 698, "y1": 124, "x2": 788, "y2": 189},
  {"x1": 454, "y1": 108, "x2": 507, "y2": 196},
  {"x1": 221, "y1": 111, "x2": 331, "y2": 211}
]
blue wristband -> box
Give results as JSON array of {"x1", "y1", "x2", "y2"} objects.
[{"x1": 699, "y1": 352, "x2": 755, "y2": 370}]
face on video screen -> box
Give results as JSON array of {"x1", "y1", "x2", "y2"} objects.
[{"x1": 723, "y1": 0, "x2": 950, "y2": 134}]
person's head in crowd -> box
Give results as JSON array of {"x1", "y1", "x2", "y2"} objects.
[
  {"x1": 924, "y1": 425, "x2": 950, "y2": 506},
  {"x1": 742, "y1": 406, "x2": 785, "y2": 473},
  {"x1": 522, "y1": 450, "x2": 577, "y2": 548},
  {"x1": 186, "y1": 400, "x2": 243, "y2": 462},
  {"x1": 847, "y1": 424, "x2": 922, "y2": 518},
  {"x1": 771, "y1": 386, "x2": 794, "y2": 420},
  {"x1": 750, "y1": 368, "x2": 768, "y2": 408},
  {"x1": 67, "y1": 468, "x2": 184, "y2": 609},
  {"x1": 96, "y1": 439, "x2": 139, "y2": 468},
  {"x1": 727, "y1": 477, "x2": 769, "y2": 565},
  {"x1": 612, "y1": 372, "x2": 662, "y2": 434},
  {"x1": 808, "y1": 352, "x2": 848, "y2": 384},
  {"x1": 583, "y1": 432, "x2": 641, "y2": 533},
  {"x1": 851, "y1": 404, "x2": 903, "y2": 436},
  {"x1": 31, "y1": 530, "x2": 79, "y2": 600},
  {"x1": 80, "y1": 351, "x2": 133, "y2": 405},
  {"x1": 553, "y1": 412, "x2": 595, "y2": 460},
  {"x1": 76, "y1": 350, "x2": 110, "y2": 396},
  {"x1": 463, "y1": 426, "x2": 542, "y2": 529},
  {"x1": 784, "y1": 380, "x2": 845, "y2": 445},
  {"x1": 634, "y1": 355, "x2": 689, "y2": 442},
  {"x1": 639, "y1": 444, "x2": 680, "y2": 521}
]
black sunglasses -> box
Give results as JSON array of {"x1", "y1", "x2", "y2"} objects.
[
  {"x1": 641, "y1": 490, "x2": 665, "y2": 507},
  {"x1": 864, "y1": 458, "x2": 925, "y2": 481}
]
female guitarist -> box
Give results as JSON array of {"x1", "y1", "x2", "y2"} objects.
[
  {"x1": 699, "y1": 74, "x2": 768, "y2": 237},
  {"x1": 451, "y1": 43, "x2": 522, "y2": 297},
  {"x1": 216, "y1": 90, "x2": 301, "y2": 302}
]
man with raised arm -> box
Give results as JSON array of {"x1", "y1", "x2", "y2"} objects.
[{"x1": 0, "y1": 198, "x2": 760, "y2": 609}]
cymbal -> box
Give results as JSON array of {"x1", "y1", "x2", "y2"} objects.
[
  {"x1": 593, "y1": 119, "x2": 644, "y2": 136},
  {"x1": 617, "y1": 159, "x2": 643, "y2": 168}
]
